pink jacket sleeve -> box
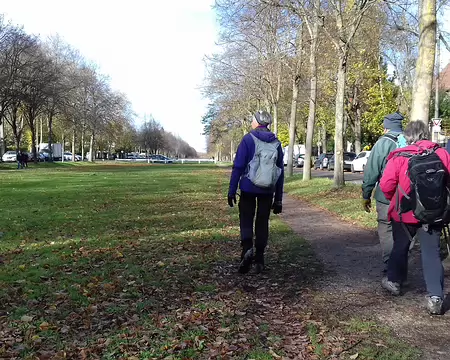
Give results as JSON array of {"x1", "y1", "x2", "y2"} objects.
[
  {"x1": 437, "y1": 148, "x2": 450, "y2": 173},
  {"x1": 379, "y1": 157, "x2": 399, "y2": 201}
]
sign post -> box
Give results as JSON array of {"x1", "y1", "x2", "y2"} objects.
[{"x1": 431, "y1": 118, "x2": 442, "y2": 143}]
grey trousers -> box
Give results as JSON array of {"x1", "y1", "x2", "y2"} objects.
[
  {"x1": 376, "y1": 201, "x2": 393, "y2": 265},
  {"x1": 389, "y1": 221, "x2": 444, "y2": 298}
]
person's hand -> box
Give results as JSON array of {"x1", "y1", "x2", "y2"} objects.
[
  {"x1": 363, "y1": 198, "x2": 371, "y2": 213},
  {"x1": 228, "y1": 194, "x2": 237, "y2": 207},
  {"x1": 272, "y1": 201, "x2": 282, "y2": 214}
]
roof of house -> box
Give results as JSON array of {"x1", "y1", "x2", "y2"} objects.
[{"x1": 439, "y1": 62, "x2": 450, "y2": 91}]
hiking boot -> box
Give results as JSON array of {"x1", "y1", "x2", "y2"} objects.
[
  {"x1": 254, "y1": 251, "x2": 265, "y2": 274},
  {"x1": 238, "y1": 248, "x2": 253, "y2": 274},
  {"x1": 381, "y1": 277, "x2": 401, "y2": 296},
  {"x1": 426, "y1": 296, "x2": 443, "y2": 315},
  {"x1": 254, "y1": 263, "x2": 264, "y2": 274}
]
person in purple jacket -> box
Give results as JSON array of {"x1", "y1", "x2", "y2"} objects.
[{"x1": 228, "y1": 110, "x2": 284, "y2": 274}]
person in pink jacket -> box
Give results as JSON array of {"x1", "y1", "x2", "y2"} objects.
[{"x1": 379, "y1": 121, "x2": 450, "y2": 315}]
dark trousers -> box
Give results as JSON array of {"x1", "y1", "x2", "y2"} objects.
[
  {"x1": 388, "y1": 221, "x2": 444, "y2": 298},
  {"x1": 239, "y1": 191, "x2": 273, "y2": 258}
]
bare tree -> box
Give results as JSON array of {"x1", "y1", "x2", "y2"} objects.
[
  {"x1": 21, "y1": 42, "x2": 56, "y2": 161},
  {"x1": 322, "y1": 0, "x2": 378, "y2": 187},
  {"x1": 0, "y1": 25, "x2": 37, "y2": 153}
]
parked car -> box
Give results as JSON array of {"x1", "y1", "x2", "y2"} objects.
[
  {"x1": 63, "y1": 152, "x2": 82, "y2": 161},
  {"x1": 2, "y1": 151, "x2": 17, "y2": 162},
  {"x1": 283, "y1": 144, "x2": 305, "y2": 166},
  {"x1": 297, "y1": 154, "x2": 305, "y2": 168},
  {"x1": 39, "y1": 149, "x2": 51, "y2": 161},
  {"x1": 314, "y1": 153, "x2": 333, "y2": 170},
  {"x1": 328, "y1": 152, "x2": 357, "y2": 172},
  {"x1": 351, "y1": 151, "x2": 371, "y2": 173},
  {"x1": 148, "y1": 154, "x2": 174, "y2": 163}
]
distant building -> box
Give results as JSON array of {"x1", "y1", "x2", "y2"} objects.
[
  {"x1": 438, "y1": 62, "x2": 450, "y2": 92},
  {"x1": 435, "y1": 62, "x2": 450, "y2": 145}
]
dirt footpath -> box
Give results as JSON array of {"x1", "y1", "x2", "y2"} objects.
[{"x1": 281, "y1": 196, "x2": 450, "y2": 360}]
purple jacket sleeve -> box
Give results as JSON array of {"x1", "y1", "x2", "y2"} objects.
[
  {"x1": 274, "y1": 144, "x2": 284, "y2": 202},
  {"x1": 228, "y1": 138, "x2": 249, "y2": 196}
]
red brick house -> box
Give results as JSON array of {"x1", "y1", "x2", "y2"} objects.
[{"x1": 438, "y1": 62, "x2": 450, "y2": 92}]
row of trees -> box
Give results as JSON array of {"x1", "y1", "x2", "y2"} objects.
[
  {"x1": 0, "y1": 16, "x2": 196, "y2": 161},
  {"x1": 136, "y1": 116, "x2": 197, "y2": 158},
  {"x1": 203, "y1": 0, "x2": 450, "y2": 186}
]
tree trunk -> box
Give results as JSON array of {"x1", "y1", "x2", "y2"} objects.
[
  {"x1": 410, "y1": 0, "x2": 436, "y2": 124},
  {"x1": 15, "y1": 137, "x2": 20, "y2": 155},
  {"x1": 62, "y1": 133, "x2": 65, "y2": 162},
  {"x1": 351, "y1": 82, "x2": 362, "y2": 154},
  {"x1": 347, "y1": 141, "x2": 353, "y2": 152},
  {"x1": 48, "y1": 112, "x2": 54, "y2": 162},
  {"x1": 39, "y1": 117, "x2": 43, "y2": 144},
  {"x1": 354, "y1": 105, "x2": 362, "y2": 154},
  {"x1": 273, "y1": 102, "x2": 278, "y2": 136},
  {"x1": 322, "y1": 124, "x2": 327, "y2": 154},
  {"x1": 230, "y1": 139, "x2": 234, "y2": 161},
  {"x1": 81, "y1": 126, "x2": 85, "y2": 161},
  {"x1": 35, "y1": 124, "x2": 39, "y2": 159},
  {"x1": 334, "y1": 55, "x2": 347, "y2": 188},
  {"x1": 0, "y1": 120, "x2": 5, "y2": 158},
  {"x1": 434, "y1": 31, "x2": 440, "y2": 120},
  {"x1": 287, "y1": 24, "x2": 303, "y2": 177},
  {"x1": 30, "y1": 124, "x2": 37, "y2": 163},
  {"x1": 72, "y1": 127, "x2": 76, "y2": 162},
  {"x1": 273, "y1": 69, "x2": 282, "y2": 136},
  {"x1": 303, "y1": 16, "x2": 319, "y2": 181},
  {"x1": 89, "y1": 132, "x2": 94, "y2": 162},
  {"x1": 287, "y1": 76, "x2": 300, "y2": 177}
]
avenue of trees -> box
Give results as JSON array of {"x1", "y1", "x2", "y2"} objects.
[
  {"x1": 0, "y1": 16, "x2": 197, "y2": 162},
  {"x1": 203, "y1": 0, "x2": 450, "y2": 186}
]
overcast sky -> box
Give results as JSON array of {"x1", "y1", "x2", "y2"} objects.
[{"x1": 1, "y1": 2, "x2": 450, "y2": 151}]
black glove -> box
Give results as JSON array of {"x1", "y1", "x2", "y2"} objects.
[
  {"x1": 272, "y1": 201, "x2": 282, "y2": 214},
  {"x1": 228, "y1": 194, "x2": 237, "y2": 207},
  {"x1": 362, "y1": 198, "x2": 371, "y2": 213}
]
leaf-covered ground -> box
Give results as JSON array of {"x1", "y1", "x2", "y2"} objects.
[{"x1": 0, "y1": 164, "x2": 416, "y2": 359}]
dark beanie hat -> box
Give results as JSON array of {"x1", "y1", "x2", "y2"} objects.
[
  {"x1": 254, "y1": 110, "x2": 272, "y2": 126},
  {"x1": 383, "y1": 112, "x2": 404, "y2": 132}
]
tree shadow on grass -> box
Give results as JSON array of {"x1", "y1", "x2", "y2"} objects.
[{"x1": 0, "y1": 218, "x2": 320, "y2": 358}]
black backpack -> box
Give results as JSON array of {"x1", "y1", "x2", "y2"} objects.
[{"x1": 396, "y1": 145, "x2": 450, "y2": 224}]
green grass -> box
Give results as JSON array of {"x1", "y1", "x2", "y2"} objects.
[
  {"x1": 343, "y1": 319, "x2": 421, "y2": 360},
  {"x1": 0, "y1": 163, "x2": 317, "y2": 358},
  {"x1": 0, "y1": 164, "x2": 418, "y2": 358},
  {"x1": 284, "y1": 176, "x2": 378, "y2": 229}
]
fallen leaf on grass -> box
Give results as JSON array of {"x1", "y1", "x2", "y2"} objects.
[
  {"x1": 60, "y1": 325, "x2": 70, "y2": 334},
  {"x1": 20, "y1": 315, "x2": 33, "y2": 322},
  {"x1": 269, "y1": 348, "x2": 282, "y2": 359},
  {"x1": 350, "y1": 353, "x2": 359, "y2": 359},
  {"x1": 39, "y1": 321, "x2": 50, "y2": 331}
]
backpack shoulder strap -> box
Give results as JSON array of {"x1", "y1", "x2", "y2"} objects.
[
  {"x1": 250, "y1": 133, "x2": 262, "y2": 148},
  {"x1": 393, "y1": 149, "x2": 415, "y2": 159},
  {"x1": 383, "y1": 133, "x2": 399, "y2": 143}
]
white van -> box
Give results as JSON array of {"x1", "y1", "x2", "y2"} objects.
[{"x1": 283, "y1": 144, "x2": 305, "y2": 166}]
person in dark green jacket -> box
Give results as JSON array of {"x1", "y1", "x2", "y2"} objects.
[{"x1": 361, "y1": 112, "x2": 406, "y2": 272}]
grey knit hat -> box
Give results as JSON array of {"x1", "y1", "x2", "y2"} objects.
[
  {"x1": 383, "y1": 112, "x2": 404, "y2": 132},
  {"x1": 253, "y1": 110, "x2": 272, "y2": 126}
]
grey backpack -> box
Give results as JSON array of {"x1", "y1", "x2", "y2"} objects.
[{"x1": 246, "y1": 134, "x2": 282, "y2": 188}]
